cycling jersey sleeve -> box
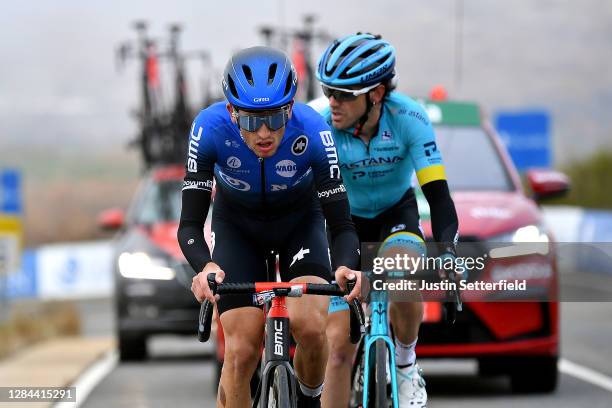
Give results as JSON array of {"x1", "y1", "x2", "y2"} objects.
[
  {"x1": 403, "y1": 103, "x2": 458, "y2": 254},
  {"x1": 421, "y1": 180, "x2": 459, "y2": 255},
  {"x1": 177, "y1": 112, "x2": 217, "y2": 274},
  {"x1": 310, "y1": 122, "x2": 360, "y2": 270}
]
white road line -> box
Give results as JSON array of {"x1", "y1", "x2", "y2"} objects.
[
  {"x1": 54, "y1": 350, "x2": 118, "y2": 408},
  {"x1": 560, "y1": 358, "x2": 612, "y2": 393}
]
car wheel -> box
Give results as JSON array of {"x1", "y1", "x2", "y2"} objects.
[
  {"x1": 510, "y1": 356, "x2": 558, "y2": 393},
  {"x1": 118, "y1": 332, "x2": 148, "y2": 362}
]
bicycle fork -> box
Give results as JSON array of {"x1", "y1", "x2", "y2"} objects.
[{"x1": 362, "y1": 297, "x2": 399, "y2": 408}]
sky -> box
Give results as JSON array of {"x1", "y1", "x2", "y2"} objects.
[{"x1": 1, "y1": 0, "x2": 611, "y2": 165}]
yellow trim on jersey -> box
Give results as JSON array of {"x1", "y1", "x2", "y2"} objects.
[{"x1": 416, "y1": 164, "x2": 447, "y2": 186}]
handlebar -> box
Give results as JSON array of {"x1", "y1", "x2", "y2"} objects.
[{"x1": 197, "y1": 273, "x2": 364, "y2": 344}]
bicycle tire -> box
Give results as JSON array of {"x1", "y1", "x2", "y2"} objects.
[
  {"x1": 350, "y1": 338, "x2": 365, "y2": 407},
  {"x1": 372, "y1": 338, "x2": 388, "y2": 408},
  {"x1": 265, "y1": 365, "x2": 293, "y2": 408}
]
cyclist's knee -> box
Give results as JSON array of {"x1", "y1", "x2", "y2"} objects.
[
  {"x1": 220, "y1": 308, "x2": 264, "y2": 374},
  {"x1": 326, "y1": 313, "x2": 354, "y2": 368},
  {"x1": 292, "y1": 311, "x2": 327, "y2": 347},
  {"x1": 224, "y1": 336, "x2": 261, "y2": 373}
]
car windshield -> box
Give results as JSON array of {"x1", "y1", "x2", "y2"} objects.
[
  {"x1": 132, "y1": 179, "x2": 182, "y2": 224},
  {"x1": 434, "y1": 126, "x2": 514, "y2": 191}
]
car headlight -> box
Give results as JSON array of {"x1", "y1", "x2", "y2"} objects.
[
  {"x1": 118, "y1": 252, "x2": 176, "y2": 280},
  {"x1": 487, "y1": 224, "x2": 550, "y2": 258},
  {"x1": 489, "y1": 224, "x2": 549, "y2": 243}
]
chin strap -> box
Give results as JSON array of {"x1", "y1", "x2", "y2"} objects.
[{"x1": 352, "y1": 94, "x2": 375, "y2": 137}]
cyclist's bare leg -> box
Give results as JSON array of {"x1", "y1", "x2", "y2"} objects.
[
  {"x1": 389, "y1": 300, "x2": 423, "y2": 345},
  {"x1": 287, "y1": 275, "x2": 330, "y2": 389},
  {"x1": 322, "y1": 310, "x2": 355, "y2": 408},
  {"x1": 218, "y1": 307, "x2": 265, "y2": 408}
]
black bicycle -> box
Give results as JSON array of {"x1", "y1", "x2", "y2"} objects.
[{"x1": 198, "y1": 273, "x2": 365, "y2": 408}]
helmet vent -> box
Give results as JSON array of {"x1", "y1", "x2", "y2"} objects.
[
  {"x1": 226, "y1": 75, "x2": 239, "y2": 99},
  {"x1": 283, "y1": 72, "x2": 293, "y2": 96},
  {"x1": 242, "y1": 65, "x2": 254, "y2": 86},
  {"x1": 268, "y1": 63, "x2": 278, "y2": 85}
]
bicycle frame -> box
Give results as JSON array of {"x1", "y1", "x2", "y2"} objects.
[
  {"x1": 362, "y1": 289, "x2": 399, "y2": 408},
  {"x1": 258, "y1": 294, "x2": 298, "y2": 406},
  {"x1": 198, "y1": 277, "x2": 363, "y2": 408}
]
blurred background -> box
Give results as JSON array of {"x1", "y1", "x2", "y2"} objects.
[{"x1": 1, "y1": 1, "x2": 612, "y2": 407}]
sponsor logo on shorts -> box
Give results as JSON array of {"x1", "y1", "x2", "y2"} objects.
[
  {"x1": 290, "y1": 247, "x2": 310, "y2": 267},
  {"x1": 390, "y1": 224, "x2": 406, "y2": 233}
]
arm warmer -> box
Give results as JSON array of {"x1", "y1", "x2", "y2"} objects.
[
  {"x1": 421, "y1": 179, "x2": 459, "y2": 256},
  {"x1": 177, "y1": 170, "x2": 214, "y2": 273},
  {"x1": 321, "y1": 198, "x2": 361, "y2": 270}
]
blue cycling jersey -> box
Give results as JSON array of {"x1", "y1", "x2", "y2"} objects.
[
  {"x1": 318, "y1": 92, "x2": 447, "y2": 218},
  {"x1": 185, "y1": 101, "x2": 347, "y2": 210}
]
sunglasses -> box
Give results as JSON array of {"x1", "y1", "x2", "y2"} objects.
[
  {"x1": 233, "y1": 107, "x2": 290, "y2": 132},
  {"x1": 321, "y1": 82, "x2": 381, "y2": 102}
]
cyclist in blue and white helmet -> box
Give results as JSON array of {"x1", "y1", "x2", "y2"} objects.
[
  {"x1": 316, "y1": 32, "x2": 397, "y2": 136},
  {"x1": 317, "y1": 34, "x2": 459, "y2": 408}
]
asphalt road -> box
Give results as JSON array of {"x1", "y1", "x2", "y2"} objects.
[{"x1": 78, "y1": 269, "x2": 612, "y2": 407}]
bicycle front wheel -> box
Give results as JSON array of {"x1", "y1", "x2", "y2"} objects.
[
  {"x1": 368, "y1": 338, "x2": 388, "y2": 408},
  {"x1": 266, "y1": 365, "x2": 293, "y2": 408}
]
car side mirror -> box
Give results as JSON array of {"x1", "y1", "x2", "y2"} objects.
[
  {"x1": 526, "y1": 169, "x2": 570, "y2": 201},
  {"x1": 98, "y1": 208, "x2": 125, "y2": 231}
]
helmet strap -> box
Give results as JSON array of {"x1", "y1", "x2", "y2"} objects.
[{"x1": 352, "y1": 93, "x2": 374, "y2": 137}]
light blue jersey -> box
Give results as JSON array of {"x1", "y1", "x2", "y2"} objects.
[{"x1": 319, "y1": 92, "x2": 446, "y2": 218}]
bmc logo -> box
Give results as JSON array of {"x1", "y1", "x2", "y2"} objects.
[
  {"x1": 274, "y1": 320, "x2": 283, "y2": 356},
  {"x1": 319, "y1": 131, "x2": 340, "y2": 179},
  {"x1": 188, "y1": 122, "x2": 203, "y2": 173},
  {"x1": 253, "y1": 97, "x2": 270, "y2": 103}
]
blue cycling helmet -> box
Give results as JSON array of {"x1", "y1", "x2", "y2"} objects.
[
  {"x1": 222, "y1": 46, "x2": 297, "y2": 110},
  {"x1": 316, "y1": 33, "x2": 396, "y2": 87}
]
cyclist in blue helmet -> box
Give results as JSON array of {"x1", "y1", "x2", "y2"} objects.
[
  {"x1": 316, "y1": 34, "x2": 459, "y2": 408},
  {"x1": 179, "y1": 46, "x2": 362, "y2": 407}
]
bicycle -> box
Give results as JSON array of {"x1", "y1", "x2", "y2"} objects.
[
  {"x1": 198, "y1": 273, "x2": 365, "y2": 408},
  {"x1": 350, "y1": 268, "x2": 463, "y2": 408}
]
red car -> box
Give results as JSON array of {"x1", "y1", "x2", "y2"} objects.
[{"x1": 413, "y1": 99, "x2": 568, "y2": 393}]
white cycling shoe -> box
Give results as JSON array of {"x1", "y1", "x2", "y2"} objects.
[{"x1": 396, "y1": 363, "x2": 427, "y2": 408}]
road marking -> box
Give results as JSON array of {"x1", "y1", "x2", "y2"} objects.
[
  {"x1": 53, "y1": 350, "x2": 118, "y2": 408},
  {"x1": 560, "y1": 358, "x2": 612, "y2": 393}
]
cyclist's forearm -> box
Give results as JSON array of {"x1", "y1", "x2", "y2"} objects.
[
  {"x1": 421, "y1": 179, "x2": 458, "y2": 254},
  {"x1": 178, "y1": 183, "x2": 213, "y2": 273},
  {"x1": 321, "y1": 198, "x2": 360, "y2": 270}
]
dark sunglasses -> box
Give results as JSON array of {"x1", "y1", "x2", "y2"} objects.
[
  {"x1": 233, "y1": 107, "x2": 290, "y2": 132},
  {"x1": 321, "y1": 83, "x2": 381, "y2": 102}
]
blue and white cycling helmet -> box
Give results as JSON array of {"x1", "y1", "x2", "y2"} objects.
[
  {"x1": 316, "y1": 33, "x2": 396, "y2": 88},
  {"x1": 222, "y1": 46, "x2": 298, "y2": 110}
]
